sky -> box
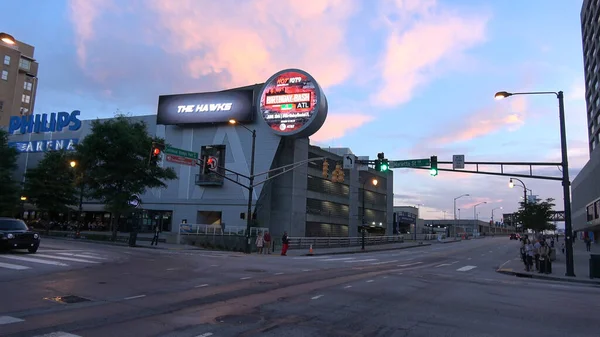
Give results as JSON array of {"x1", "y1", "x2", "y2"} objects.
[{"x1": 2, "y1": 0, "x2": 591, "y2": 226}]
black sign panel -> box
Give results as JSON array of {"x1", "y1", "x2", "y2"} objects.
[{"x1": 157, "y1": 90, "x2": 254, "y2": 125}]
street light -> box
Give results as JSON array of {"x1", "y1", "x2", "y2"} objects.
[
  {"x1": 508, "y1": 177, "x2": 531, "y2": 204},
  {"x1": 0, "y1": 32, "x2": 16, "y2": 45},
  {"x1": 473, "y1": 202, "x2": 487, "y2": 236},
  {"x1": 20, "y1": 196, "x2": 27, "y2": 201},
  {"x1": 70, "y1": 160, "x2": 77, "y2": 168},
  {"x1": 495, "y1": 89, "x2": 574, "y2": 277},
  {"x1": 69, "y1": 160, "x2": 84, "y2": 226},
  {"x1": 453, "y1": 194, "x2": 469, "y2": 237},
  {"x1": 229, "y1": 119, "x2": 257, "y2": 254},
  {"x1": 491, "y1": 207, "x2": 502, "y2": 234},
  {"x1": 360, "y1": 178, "x2": 379, "y2": 250}
]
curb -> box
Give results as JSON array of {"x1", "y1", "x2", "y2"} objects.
[
  {"x1": 496, "y1": 268, "x2": 600, "y2": 286},
  {"x1": 41, "y1": 235, "x2": 202, "y2": 251},
  {"x1": 441, "y1": 240, "x2": 462, "y2": 244},
  {"x1": 294, "y1": 243, "x2": 432, "y2": 256}
]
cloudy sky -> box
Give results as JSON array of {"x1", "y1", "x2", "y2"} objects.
[{"x1": 3, "y1": 0, "x2": 590, "y2": 226}]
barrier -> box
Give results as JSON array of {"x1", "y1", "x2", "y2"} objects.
[{"x1": 287, "y1": 235, "x2": 404, "y2": 249}]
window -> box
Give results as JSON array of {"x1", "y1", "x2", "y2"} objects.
[
  {"x1": 1, "y1": 70, "x2": 7, "y2": 80},
  {"x1": 19, "y1": 58, "x2": 31, "y2": 71},
  {"x1": 23, "y1": 81, "x2": 32, "y2": 91},
  {"x1": 21, "y1": 94, "x2": 30, "y2": 104},
  {"x1": 3, "y1": 55, "x2": 9, "y2": 65}
]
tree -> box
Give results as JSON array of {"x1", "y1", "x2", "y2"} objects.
[
  {"x1": 0, "y1": 129, "x2": 20, "y2": 216},
  {"x1": 75, "y1": 116, "x2": 177, "y2": 240},
  {"x1": 514, "y1": 198, "x2": 557, "y2": 233},
  {"x1": 23, "y1": 150, "x2": 79, "y2": 219}
]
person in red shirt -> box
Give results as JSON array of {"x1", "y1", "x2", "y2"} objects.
[
  {"x1": 281, "y1": 231, "x2": 289, "y2": 256},
  {"x1": 263, "y1": 231, "x2": 272, "y2": 254}
]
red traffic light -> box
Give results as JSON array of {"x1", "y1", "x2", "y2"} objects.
[{"x1": 152, "y1": 147, "x2": 161, "y2": 157}]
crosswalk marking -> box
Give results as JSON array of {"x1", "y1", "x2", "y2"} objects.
[
  {"x1": 0, "y1": 261, "x2": 30, "y2": 270},
  {"x1": 371, "y1": 260, "x2": 398, "y2": 265},
  {"x1": 398, "y1": 262, "x2": 423, "y2": 267},
  {"x1": 321, "y1": 257, "x2": 355, "y2": 261},
  {"x1": 0, "y1": 255, "x2": 68, "y2": 266},
  {"x1": 0, "y1": 316, "x2": 24, "y2": 325},
  {"x1": 292, "y1": 255, "x2": 332, "y2": 260},
  {"x1": 31, "y1": 332, "x2": 82, "y2": 337},
  {"x1": 457, "y1": 265, "x2": 477, "y2": 272},
  {"x1": 434, "y1": 263, "x2": 452, "y2": 268},
  {"x1": 56, "y1": 253, "x2": 107, "y2": 260},
  {"x1": 34, "y1": 254, "x2": 100, "y2": 264}
]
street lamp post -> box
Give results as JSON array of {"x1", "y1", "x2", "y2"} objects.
[
  {"x1": 491, "y1": 207, "x2": 503, "y2": 234},
  {"x1": 229, "y1": 119, "x2": 257, "y2": 254},
  {"x1": 361, "y1": 178, "x2": 378, "y2": 250},
  {"x1": 495, "y1": 90, "x2": 574, "y2": 277},
  {"x1": 473, "y1": 202, "x2": 487, "y2": 236},
  {"x1": 509, "y1": 177, "x2": 530, "y2": 205},
  {"x1": 70, "y1": 160, "x2": 84, "y2": 237},
  {"x1": 0, "y1": 32, "x2": 16, "y2": 45},
  {"x1": 453, "y1": 194, "x2": 469, "y2": 238}
]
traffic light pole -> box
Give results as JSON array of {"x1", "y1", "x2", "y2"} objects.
[{"x1": 244, "y1": 130, "x2": 256, "y2": 254}]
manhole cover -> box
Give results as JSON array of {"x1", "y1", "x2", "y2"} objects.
[
  {"x1": 216, "y1": 315, "x2": 262, "y2": 325},
  {"x1": 44, "y1": 295, "x2": 91, "y2": 304},
  {"x1": 244, "y1": 269, "x2": 266, "y2": 273}
]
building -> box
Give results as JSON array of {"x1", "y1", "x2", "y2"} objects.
[
  {"x1": 0, "y1": 33, "x2": 38, "y2": 127},
  {"x1": 6, "y1": 69, "x2": 394, "y2": 239},
  {"x1": 393, "y1": 206, "x2": 418, "y2": 234},
  {"x1": 572, "y1": 1, "x2": 600, "y2": 240}
]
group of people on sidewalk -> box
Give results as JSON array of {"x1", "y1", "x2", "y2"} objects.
[
  {"x1": 255, "y1": 231, "x2": 290, "y2": 256},
  {"x1": 520, "y1": 235, "x2": 558, "y2": 274}
]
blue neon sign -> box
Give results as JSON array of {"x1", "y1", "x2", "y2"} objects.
[
  {"x1": 8, "y1": 138, "x2": 79, "y2": 153},
  {"x1": 8, "y1": 110, "x2": 82, "y2": 134}
]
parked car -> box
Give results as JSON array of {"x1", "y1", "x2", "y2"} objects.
[{"x1": 0, "y1": 218, "x2": 40, "y2": 253}]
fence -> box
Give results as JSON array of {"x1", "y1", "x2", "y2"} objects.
[
  {"x1": 288, "y1": 235, "x2": 405, "y2": 249},
  {"x1": 178, "y1": 223, "x2": 269, "y2": 237}
]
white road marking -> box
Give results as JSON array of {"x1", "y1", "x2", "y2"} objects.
[
  {"x1": 195, "y1": 333, "x2": 213, "y2": 337},
  {"x1": 302, "y1": 269, "x2": 311, "y2": 272},
  {"x1": 33, "y1": 254, "x2": 100, "y2": 264},
  {"x1": 366, "y1": 280, "x2": 374, "y2": 283},
  {"x1": 56, "y1": 253, "x2": 107, "y2": 260},
  {"x1": 0, "y1": 316, "x2": 24, "y2": 325},
  {"x1": 344, "y1": 259, "x2": 378, "y2": 263},
  {"x1": 31, "y1": 332, "x2": 82, "y2": 337},
  {"x1": 467, "y1": 258, "x2": 472, "y2": 260},
  {"x1": 124, "y1": 295, "x2": 146, "y2": 300},
  {"x1": 240, "y1": 276, "x2": 252, "y2": 280},
  {"x1": 397, "y1": 262, "x2": 423, "y2": 267},
  {"x1": 344, "y1": 285, "x2": 352, "y2": 289},
  {"x1": 311, "y1": 295, "x2": 324, "y2": 300},
  {"x1": 434, "y1": 263, "x2": 451, "y2": 268},
  {"x1": 292, "y1": 256, "x2": 332, "y2": 260},
  {"x1": 489, "y1": 251, "x2": 493, "y2": 253},
  {"x1": 195, "y1": 284, "x2": 209, "y2": 288},
  {"x1": 0, "y1": 261, "x2": 30, "y2": 270},
  {"x1": 371, "y1": 260, "x2": 398, "y2": 265},
  {"x1": 0, "y1": 255, "x2": 68, "y2": 266},
  {"x1": 166, "y1": 268, "x2": 177, "y2": 271},
  {"x1": 274, "y1": 272, "x2": 284, "y2": 275},
  {"x1": 499, "y1": 260, "x2": 512, "y2": 269},
  {"x1": 321, "y1": 257, "x2": 355, "y2": 261},
  {"x1": 451, "y1": 261, "x2": 460, "y2": 265},
  {"x1": 457, "y1": 265, "x2": 477, "y2": 272}
]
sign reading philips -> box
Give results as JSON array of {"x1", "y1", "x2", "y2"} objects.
[
  {"x1": 9, "y1": 111, "x2": 82, "y2": 134},
  {"x1": 156, "y1": 90, "x2": 254, "y2": 125}
]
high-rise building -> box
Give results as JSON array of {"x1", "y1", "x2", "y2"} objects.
[
  {"x1": 572, "y1": 1, "x2": 600, "y2": 240},
  {"x1": 582, "y1": 0, "x2": 600, "y2": 153},
  {"x1": 0, "y1": 33, "x2": 39, "y2": 127}
]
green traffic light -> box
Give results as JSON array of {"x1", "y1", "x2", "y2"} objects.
[
  {"x1": 381, "y1": 164, "x2": 389, "y2": 171},
  {"x1": 430, "y1": 168, "x2": 438, "y2": 176}
]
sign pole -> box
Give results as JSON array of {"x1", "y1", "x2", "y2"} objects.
[{"x1": 245, "y1": 130, "x2": 257, "y2": 254}]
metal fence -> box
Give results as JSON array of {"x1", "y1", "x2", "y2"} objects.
[
  {"x1": 178, "y1": 224, "x2": 269, "y2": 236},
  {"x1": 288, "y1": 235, "x2": 405, "y2": 249}
]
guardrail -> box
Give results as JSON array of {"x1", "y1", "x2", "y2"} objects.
[
  {"x1": 288, "y1": 235, "x2": 405, "y2": 249},
  {"x1": 178, "y1": 224, "x2": 269, "y2": 236}
]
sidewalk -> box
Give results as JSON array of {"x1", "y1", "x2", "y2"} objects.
[
  {"x1": 43, "y1": 232, "x2": 202, "y2": 251},
  {"x1": 286, "y1": 241, "x2": 432, "y2": 256},
  {"x1": 496, "y1": 241, "x2": 600, "y2": 285}
]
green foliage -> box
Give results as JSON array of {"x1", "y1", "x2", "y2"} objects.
[
  {"x1": 0, "y1": 129, "x2": 20, "y2": 216},
  {"x1": 23, "y1": 150, "x2": 79, "y2": 218},
  {"x1": 75, "y1": 116, "x2": 177, "y2": 236},
  {"x1": 514, "y1": 198, "x2": 557, "y2": 232}
]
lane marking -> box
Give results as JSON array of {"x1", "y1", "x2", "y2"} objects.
[
  {"x1": 302, "y1": 269, "x2": 311, "y2": 272},
  {"x1": 481, "y1": 254, "x2": 486, "y2": 257},
  {"x1": 32, "y1": 333, "x2": 82, "y2": 337},
  {"x1": 0, "y1": 316, "x2": 24, "y2": 325},
  {"x1": 344, "y1": 259, "x2": 378, "y2": 263},
  {"x1": 321, "y1": 257, "x2": 355, "y2": 261},
  {"x1": 366, "y1": 280, "x2": 374, "y2": 283},
  {"x1": 0, "y1": 255, "x2": 68, "y2": 266},
  {"x1": 489, "y1": 251, "x2": 493, "y2": 253},
  {"x1": 56, "y1": 253, "x2": 107, "y2": 260},
  {"x1": 292, "y1": 256, "x2": 332, "y2": 260},
  {"x1": 0, "y1": 261, "x2": 30, "y2": 270},
  {"x1": 434, "y1": 263, "x2": 451, "y2": 268},
  {"x1": 450, "y1": 261, "x2": 460, "y2": 265},
  {"x1": 457, "y1": 265, "x2": 477, "y2": 272},
  {"x1": 371, "y1": 260, "x2": 398, "y2": 265},
  {"x1": 195, "y1": 333, "x2": 214, "y2": 337},
  {"x1": 34, "y1": 254, "x2": 100, "y2": 264},
  {"x1": 499, "y1": 260, "x2": 512, "y2": 269},
  {"x1": 166, "y1": 268, "x2": 177, "y2": 271},
  {"x1": 240, "y1": 276, "x2": 252, "y2": 280},
  {"x1": 274, "y1": 272, "x2": 284, "y2": 275},
  {"x1": 467, "y1": 258, "x2": 472, "y2": 260},
  {"x1": 195, "y1": 284, "x2": 209, "y2": 288},
  {"x1": 344, "y1": 285, "x2": 352, "y2": 289},
  {"x1": 311, "y1": 295, "x2": 324, "y2": 300},
  {"x1": 397, "y1": 262, "x2": 423, "y2": 267},
  {"x1": 124, "y1": 294, "x2": 146, "y2": 300}
]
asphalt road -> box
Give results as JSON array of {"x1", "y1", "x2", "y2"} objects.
[{"x1": 1, "y1": 237, "x2": 598, "y2": 337}]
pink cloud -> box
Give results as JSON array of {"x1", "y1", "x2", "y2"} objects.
[
  {"x1": 311, "y1": 113, "x2": 374, "y2": 142},
  {"x1": 372, "y1": 1, "x2": 489, "y2": 107},
  {"x1": 69, "y1": 0, "x2": 115, "y2": 68}
]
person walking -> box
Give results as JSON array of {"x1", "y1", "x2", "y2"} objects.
[
  {"x1": 533, "y1": 238, "x2": 542, "y2": 271},
  {"x1": 281, "y1": 231, "x2": 290, "y2": 256},
  {"x1": 263, "y1": 231, "x2": 272, "y2": 254},
  {"x1": 539, "y1": 241, "x2": 551, "y2": 274},
  {"x1": 525, "y1": 239, "x2": 534, "y2": 272},
  {"x1": 255, "y1": 232, "x2": 265, "y2": 254},
  {"x1": 585, "y1": 236, "x2": 592, "y2": 252},
  {"x1": 150, "y1": 224, "x2": 160, "y2": 246}
]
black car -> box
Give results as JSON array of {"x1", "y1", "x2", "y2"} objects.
[{"x1": 0, "y1": 218, "x2": 40, "y2": 253}]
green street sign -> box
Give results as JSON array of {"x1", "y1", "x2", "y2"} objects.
[
  {"x1": 164, "y1": 147, "x2": 198, "y2": 160},
  {"x1": 389, "y1": 159, "x2": 431, "y2": 168}
]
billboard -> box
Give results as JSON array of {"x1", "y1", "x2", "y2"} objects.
[
  {"x1": 258, "y1": 69, "x2": 328, "y2": 137},
  {"x1": 157, "y1": 90, "x2": 254, "y2": 125}
]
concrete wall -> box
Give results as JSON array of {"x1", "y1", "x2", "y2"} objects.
[{"x1": 572, "y1": 146, "x2": 600, "y2": 231}]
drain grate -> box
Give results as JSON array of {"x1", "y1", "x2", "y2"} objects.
[{"x1": 44, "y1": 295, "x2": 91, "y2": 304}]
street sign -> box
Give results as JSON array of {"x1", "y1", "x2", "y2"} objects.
[
  {"x1": 164, "y1": 146, "x2": 198, "y2": 160},
  {"x1": 389, "y1": 159, "x2": 430, "y2": 168},
  {"x1": 166, "y1": 154, "x2": 196, "y2": 166},
  {"x1": 343, "y1": 154, "x2": 355, "y2": 169},
  {"x1": 357, "y1": 156, "x2": 369, "y2": 171},
  {"x1": 453, "y1": 154, "x2": 465, "y2": 169}
]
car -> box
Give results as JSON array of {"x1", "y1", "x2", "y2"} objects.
[
  {"x1": 0, "y1": 217, "x2": 40, "y2": 253},
  {"x1": 510, "y1": 233, "x2": 518, "y2": 240}
]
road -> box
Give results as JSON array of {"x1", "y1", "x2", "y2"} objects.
[{"x1": 0, "y1": 236, "x2": 598, "y2": 337}]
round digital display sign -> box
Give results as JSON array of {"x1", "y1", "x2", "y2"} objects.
[{"x1": 258, "y1": 69, "x2": 328, "y2": 137}]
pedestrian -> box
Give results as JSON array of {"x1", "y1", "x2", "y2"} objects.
[
  {"x1": 256, "y1": 232, "x2": 265, "y2": 254},
  {"x1": 520, "y1": 240, "x2": 527, "y2": 265},
  {"x1": 151, "y1": 224, "x2": 160, "y2": 246},
  {"x1": 525, "y1": 239, "x2": 534, "y2": 272},
  {"x1": 533, "y1": 239, "x2": 541, "y2": 271},
  {"x1": 281, "y1": 231, "x2": 290, "y2": 256},
  {"x1": 539, "y1": 241, "x2": 551, "y2": 274},
  {"x1": 585, "y1": 236, "x2": 592, "y2": 252},
  {"x1": 263, "y1": 231, "x2": 271, "y2": 254},
  {"x1": 561, "y1": 241, "x2": 565, "y2": 254}
]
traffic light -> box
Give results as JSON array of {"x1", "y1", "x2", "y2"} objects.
[
  {"x1": 380, "y1": 159, "x2": 389, "y2": 172},
  {"x1": 335, "y1": 164, "x2": 345, "y2": 183},
  {"x1": 149, "y1": 142, "x2": 165, "y2": 166},
  {"x1": 331, "y1": 163, "x2": 339, "y2": 183},
  {"x1": 375, "y1": 152, "x2": 389, "y2": 172},
  {"x1": 322, "y1": 160, "x2": 329, "y2": 178},
  {"x1": 202, "y1": 156, "x2": 217, "y2": 175},
  {"x1": 430, "y1": 155, "x2": 438, "y2": 176}
]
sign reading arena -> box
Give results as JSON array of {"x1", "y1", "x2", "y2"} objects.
[
  {"x1": 156, "y1": 90, "x2": 254, "y2": 125},
  {"x1": 258, "y1": 69, "x2": 328, "y2": 137}
]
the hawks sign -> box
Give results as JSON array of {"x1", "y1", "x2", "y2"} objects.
[{"x1": 258, "y1": 69, "x2": 328, "y2": 138}]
